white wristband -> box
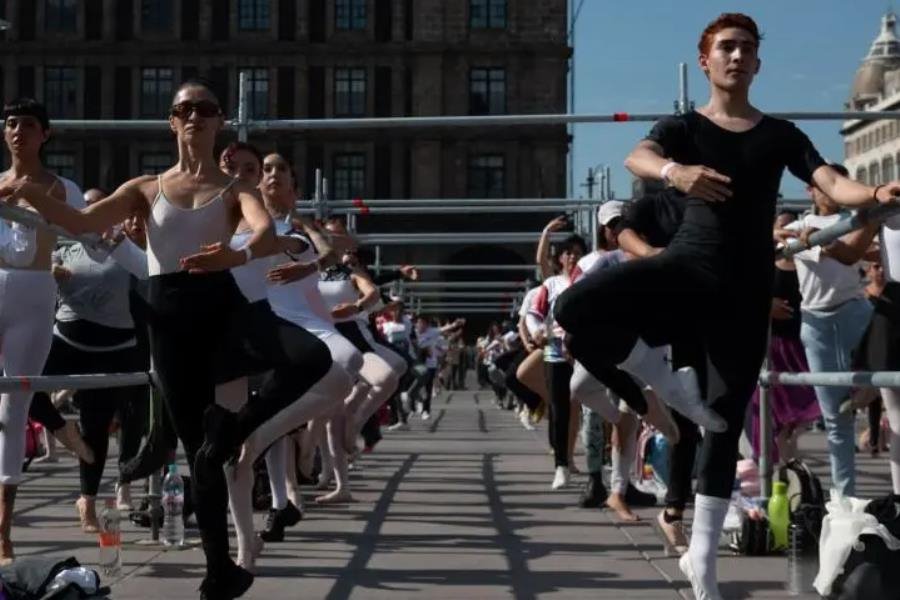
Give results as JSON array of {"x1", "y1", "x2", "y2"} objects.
[
  {"x1": 242, "y1": 246, "x2": 253, "y2": 264},
  {"x1": 660, "y1": 161, "x2": 679, "y2": 186}
]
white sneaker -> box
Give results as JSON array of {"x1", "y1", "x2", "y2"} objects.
[
  {"x1": 415, "y1": 401, "x2": 423, "y2": 415},
  {"x1": 678, "y1": 554, "x2": 723, "y2": 600},
  {"x1": 519, "y1": 410, "x2": 536, "y2": 431},
  {"x1": 387, "y1": 421, "x2": 410, "y2": 431},
  {"x1": 551, "y1": 466, "x2": 570, "y2": 490},
  {"x1": 422, "y1": 411, "x2": 431, "y2": 421},
  {"x1": 400, "y1": 392, "x2": 411, "y2": 412},
  {"x1": 665, "y1": 367, "x2": 728, "y2": 433}
]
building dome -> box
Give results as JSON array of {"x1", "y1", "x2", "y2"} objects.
[{"x1": 850, "y1": 12, "x2": 900, "y2": 107}]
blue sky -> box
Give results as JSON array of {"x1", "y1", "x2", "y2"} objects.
[{"x1": 571, "y1": 0, "x2": 892, "y2": 200}]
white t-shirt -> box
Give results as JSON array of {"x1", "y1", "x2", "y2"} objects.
[
  {"x1": 881, "y1": 212, "x2": 900, "y2": 283},
  {"x1": 786, "y1": 214, "x2": 864, "y2": 311},
  {"x1": 519, "y1": 286, "x2": 541, "y2": 319}
]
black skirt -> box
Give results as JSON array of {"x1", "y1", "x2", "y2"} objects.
[{"x1": 856, "y1": 282, "x2": 900, "y2": 371}]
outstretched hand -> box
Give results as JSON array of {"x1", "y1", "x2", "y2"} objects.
[
  {"x1": 267, "y1": 261, "x2": 316, "y2": 284},
  {"x1": 875, "y1": 182, "x2": 900, "y2": 205},
  {"x1": 179, "y1": 242, "x2": 245, "y2": 274}
]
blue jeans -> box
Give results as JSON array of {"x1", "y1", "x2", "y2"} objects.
[{"x1": 800, "y1": 298, "x2": 873, "y2": 496}]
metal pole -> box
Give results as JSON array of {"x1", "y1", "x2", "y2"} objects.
[
  {"x1": 355, "y1": 232, "x2": 569, "y2": 245},
  {"x1": 300, "y1": 197, "x2": 606, "y2": 207},
  {"x1": 292, "y1": 204, "x2": 604, "y2": 215},
  {"x1": 605, "y1": 166, "x2": 612, "y2": 200},
  {"x1": 780, "y1": 203, "x2": 900, "y2": 258},
  {"x1": 374, "y1": 246, "x2": 382, "y2": 277},
  {"x1": 373, "y1": 264, "x2": 536, "y2": 271},
  {"x1": 677, "y1": 62, "x2": 690, "y2": 115},
  {"x1": 314, "y1": 169, "x2": 324, "y2": 219},
  {"x1": 759, "y1": 370, "x2": 900, "y2": 387},
  {"x1": 0, "y1": 372, "x2": 151, "y2": 393},
  {"x1": 393, "y1": 281, "x2": 526, "y2": 289},
  {"x1": 237, "y1": 71, "x2": 249, "y2": 143}
]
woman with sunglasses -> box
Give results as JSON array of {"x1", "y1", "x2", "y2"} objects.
[{"x1": 0, "y1": 80, "x2": 337, "y2": 600}]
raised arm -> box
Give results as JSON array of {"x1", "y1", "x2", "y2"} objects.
[
  {"x1": 812, "y1": 165, "x2": 900, "y2": 208},
  {"x1": 537, "y1": 216, "x2": 567, "y2": 278},
  {"x1": 0, "y1": 178, "x2": 148, "y2": 236}
]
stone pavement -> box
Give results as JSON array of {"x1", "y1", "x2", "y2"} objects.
[{"x1": 10, "y1": 388, "x2": 893, "y2": 599}]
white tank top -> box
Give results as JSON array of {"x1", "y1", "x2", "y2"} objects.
[
  {"x1": 146, "y1": 175, "x2": 236, "y2": 276},
  {"x1": 318, "y1": 264, "x2": 364, "y2": 323},
  {"x1": 881, "y1": 213, "x2": 900, "y2": 283},
  {"x1": 266, "y1": 221, "x2": 336, "y2": 335},
  {"x1": 229, "y1": 229, "x2": 277, "y2": 302}
]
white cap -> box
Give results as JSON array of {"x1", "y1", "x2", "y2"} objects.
[{"x1": 597, "y1": 201, "x2": 625, "y2": 226}]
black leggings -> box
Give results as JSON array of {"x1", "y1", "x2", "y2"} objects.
[
  {"x1": 555, "y1": 250, "x2": 770, "y2": 499},
  {"x1": 665, "y1": 339, "x2": 706, "y2": 511},
  {"x1": 421, "y1": 368, "x2": 437, "y2": 413},
  {"x1": 504, "y1": 349, "x2": 541, "y2": 411},
  {"x1": 29, "y1": 333, "x2": 146, "y2": 496},
  {"x1": 545, "y1": 361, "x2": 574, "y2": 468},
  {"x1": 147, "y1": 272, "x2": 331, "y2": 573}
]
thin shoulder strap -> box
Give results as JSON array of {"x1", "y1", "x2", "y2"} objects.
[{"x1": 219, "y1": 176, "x2": 240, "y2": 197}]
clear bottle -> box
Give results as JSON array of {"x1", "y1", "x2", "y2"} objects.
[
  {"x1": 786, "y1": 519, "x2": 817, "y2": 595},
  {"x1": 767, "y1": 481, "x2": 790, "y2": 551},
  {"x1": 161, "y1": 464, "x2": 185, "y2": 547},
  {"x1": 98, "y1": 498, "x2": 122, "y2": 578}
]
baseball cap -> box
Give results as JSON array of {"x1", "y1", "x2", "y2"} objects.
[{"x1": 597, "y1": 201, "x2": 625, "y2": 226}]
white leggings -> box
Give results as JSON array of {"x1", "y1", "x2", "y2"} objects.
[
  {"x1": 0, "y1": 270, "x2": 56, "y2": 485},
  {"x1": 225, "y1": 363, "x2": 352, "y2": 565},
  {"x1": 878, "y1": 388, "x2": 900, "y2": 494}
]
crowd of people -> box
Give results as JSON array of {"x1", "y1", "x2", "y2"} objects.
[{"x1": 0, "y1": 11, "x2": 897, "y2": 600}]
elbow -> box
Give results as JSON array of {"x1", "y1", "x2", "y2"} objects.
[{"x1": 624, "y1": 154, "x2": 639, "y2": 175}]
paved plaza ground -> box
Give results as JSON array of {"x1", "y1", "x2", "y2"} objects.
[{"x1": 11, "y1": 388, "x2": 891, "y2": 599}]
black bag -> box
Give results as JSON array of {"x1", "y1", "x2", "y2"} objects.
[
  {"x1": 731, "y1": 515, "x2": 771, "y2": 556},
  {"x1": 830, "y1": 534, "x2": 900, "y2": 600},
  {"x1": 780, "y1": 459, "x2": 826, "y2": 545}
]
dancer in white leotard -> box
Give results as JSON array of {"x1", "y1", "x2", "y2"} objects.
[{"x1": 0, "y1": 98, "x2": 86, "y2": 564}]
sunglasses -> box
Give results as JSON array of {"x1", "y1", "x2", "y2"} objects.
[{"x1": 170, "y1": 101, "x2": 222, "y2": 119}]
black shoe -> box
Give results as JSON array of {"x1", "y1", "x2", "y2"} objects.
[
  {"x1": 578, "y1": 473, "x2": 609, "y2": 508},
  {"x1": 129, "y1": 505, "x2": 164, "y2": 529},
  {"x1": 624, "y1": 482, "x2": 657, "y2": 507},
  {"x1": 259, "y1": 501, "x2": 302, "y2": 542},
  {"x1": 198, "y1": 405, "x2": 241, "y2": 466},
  {"x1": 199, "y1": 560, "x2": 254, "y2": 600}
]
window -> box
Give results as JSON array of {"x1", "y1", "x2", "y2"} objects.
[
  {"x1": 141, "y1": 0, "x2": 173, "y2": 32},
  {"x1": 45, "y1": 0, "x2": 77, "y2": 32},
  {"x1": 44, "y1": 67, "x2": 78, "y2": 117},
  {"x1": 140, "y1": 152, "x2": 172, "y2": 175},
  {"x1": 469, "y1": 68, "x2": 506, "y2": 115},
  {"x1": 467, "y1": 154, "x2": 504, "y2": 198},
  {"x1": 140, "y1": 67, "x2": 173, "y2": 117},
  {"x1": 884, "y1": 155, "x2": 896, "y2": 183},
  {"x1": 46, "y1": 153, "x2": 76, "y2": 180},
  {"x1": 470, "y1": 0, "x2": 506, "y2": 29},
  {"x1": 336, "y1": 0, "x2": 366, "y2": 30},
  {"x1": 239, "y1": 68, "x2": 269, "y2": 118},
  {"x1": 869, "y1": 162, "x2": 881, "y2": 186},
  {"x1": 333, "y1": 153, "x2": 366, "y2": 199},
  {"x1": 856, "y1": 167, "x2": 867, "y2": 185},
  {"x1": 334, "y1": 68, "x2": 366, "y2": 117},
  {"x1": 238, "y1": 0, "x2": 270, "y2": 30}
]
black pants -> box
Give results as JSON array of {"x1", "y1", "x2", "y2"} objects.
[
  {"x1": 556, "y1": 250, "x2": 770, "y2": 499},
  {"x1": 147, "y1": 272, "x2": 330, "y2": 573},
  {"x1": 503, "y1": 349, "x2": 541, "y2": 411},
  {"x1": 29, "y1": 333, "x2": 146, "y2": 496},
  {"x1": 665, "y1": 339, "x2": 705, "y2": 510},
  {"x1": 545, "y1": 361, "x2": 574, "y2": 468},
  {"x1": 421, "y1": 367, "x2": 437, "y2": 413}
]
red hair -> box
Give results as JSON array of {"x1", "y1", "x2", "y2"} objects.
[{"x1": 698, "y1": 13, "x2": 762, "y2": 55}]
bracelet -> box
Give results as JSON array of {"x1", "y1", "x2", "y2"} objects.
[
  {"x1": 660, "y1": 162, "x2": 679, "y2": 186},
  {"x1": 873, "y1": 185, "x2": 885, "y2": 203}
]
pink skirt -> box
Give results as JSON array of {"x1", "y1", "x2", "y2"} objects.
[{"x1": 750, "y1": 335, "x2": 821, "y2": 462}]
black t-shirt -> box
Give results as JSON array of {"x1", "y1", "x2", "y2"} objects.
[
  {"x1": 645, "y1": 111, "x2": 826, "y2": 278},
  {"x1": 617, "y1": 189, "x2": 686, "y2": 248}
]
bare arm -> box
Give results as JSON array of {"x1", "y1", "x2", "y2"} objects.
[
  {"x1": 617, "y1": 227, "x2": 660, "y2": 258},
  {"x1": 820, "y1": 222, "x2": 880, "y2": 265},
  {"x1": 234, "y1": 186, "x2": 276, "y2": 260},
  {"x1": 1, "y1": 178, "x2": 147, "y2": 235},
  {"x1": 536, "y1": 216, "x2": 566, "y2": 278},
  {"x1": 297, "y1": 218, "x2": 339, "y2": 270},
  {"x1": 624, "y1": 140, "x2": 732, "y2": 202}
]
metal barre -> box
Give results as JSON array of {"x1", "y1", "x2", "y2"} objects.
[
  {"x1": 759, "y1": 370, "x2": 900, "y2": 387},
  {"x1": 0, "y1": 373, "x2": 151, "y2": 394},
  {"x1": 374, "y1": 264, "x2": 537, "y2": 272},
  {"x1": 780, "y1": 203, "x2": 900, "y2": 258},
  {"x1": 355, "y1": 232, "x2": 566, "y2": 245},
  {"x1": 388, "y1": 281, "x2": 526, "y2": 289}
]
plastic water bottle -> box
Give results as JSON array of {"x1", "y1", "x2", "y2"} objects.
[
  {"x1": 786, "y1": 520, "x2": 817, "y2": 595},
  {"x1": 98, "y1": 498, "x2": 122, "y2": 577},
  {"x1": 767, "y1": 481, "x2": 790, "y2": 551},
  {"x1": 162, "y1": 464, "x2": 185, "y2": 547}
]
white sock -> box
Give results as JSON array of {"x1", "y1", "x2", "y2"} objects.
[
  {"x1": 617, "y1": 339, "x2": 681, "y2": 402},
  {"x1": 881, "y1": 388, "x2": 900, "y2": 494},
  {"x1": 265, "y1": 438, "x2": 290, "y2": 510},
  {"x1": 687, "y1": 494, "x2": 729, "y2": 597}
]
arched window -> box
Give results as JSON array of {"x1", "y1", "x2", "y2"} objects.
[
  {"x1": 884, "y1": 155, "x2": 896, "y2": 183},
  {"x1": 870, "y1": 161, "x2": 881, "y2": 185},
  {"x1": 857, "y1": 167, "x2": 868, "y2": 184}
]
